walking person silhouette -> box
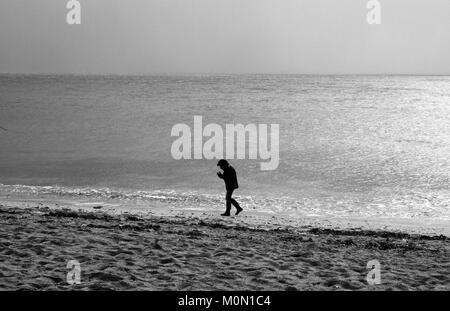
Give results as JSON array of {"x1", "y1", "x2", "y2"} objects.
[{"x1": 216, "y1": 159, "x2": 243, "y2": 216}]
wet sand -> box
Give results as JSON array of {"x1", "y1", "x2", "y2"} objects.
[{"x1": 0, "y1": 201, "x2": 448, "y2": 291}]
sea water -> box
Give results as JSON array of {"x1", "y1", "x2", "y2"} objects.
[{"x1": 1, "y1": 74, "x2": 449, "y2": 231}]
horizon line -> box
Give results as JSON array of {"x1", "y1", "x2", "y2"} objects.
[{"x1": 1, "y1": 72, "x2": 449, "y2": 77}]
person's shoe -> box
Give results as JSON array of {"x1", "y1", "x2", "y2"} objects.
[
  {"x1": 235, "y1": 207, "x2": 243, "y2": 215},
  {"x1": 221, "y1": 213, "x2": 231, "y2": 216}
]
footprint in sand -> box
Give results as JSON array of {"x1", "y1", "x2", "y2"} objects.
[
  {"x1": 88, "y1": 271, "x2": 123, "y2": 282},
  {"x1": 160, "y1": 257, "x2": 176, "y2": 265}
]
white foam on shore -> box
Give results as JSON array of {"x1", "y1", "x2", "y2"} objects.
[{"x1": 1, "y1": 183, "x2": 449, "y2": 237}]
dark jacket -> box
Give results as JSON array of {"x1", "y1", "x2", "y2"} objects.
[{"x1": 221, "y1": 166, "x2": 239, "y2": 191}]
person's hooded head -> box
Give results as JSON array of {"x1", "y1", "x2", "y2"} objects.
[{"x1": 217, "y1": 159, "x2": 229, "y2": 170}]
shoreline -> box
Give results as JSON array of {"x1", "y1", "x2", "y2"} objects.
[
  {"x1": 1, "y1": 185, "x2": 449, "y2": 237},
  {"x1": 0, "y1": 198, "x2": 448, "y2": 290}
]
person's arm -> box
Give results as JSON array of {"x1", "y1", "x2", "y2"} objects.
[{"x1": 217, "y1": 172, "x2": 224, "y2": 179}]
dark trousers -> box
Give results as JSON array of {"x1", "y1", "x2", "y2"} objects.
[{"x1": 225, "y1": 189, "x2": 241, "y2": 213}]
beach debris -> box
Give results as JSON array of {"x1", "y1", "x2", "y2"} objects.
[
  {"x1": 124, "y1": 214, "x2": 141, "y2": 221},
  {"x1": 186, "y1": 229, "x2": 205, "y2": 239},
  {"x1": 342, "y1": 238, "x2": 356, "y2": 246},
  {"x1": 92, "y1": 205, "x2": 102, "y2": 209}
]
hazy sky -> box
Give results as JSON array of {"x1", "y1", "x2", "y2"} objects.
[{"x1": 0, "y1": 0, "x2": 449, "y2": 74}]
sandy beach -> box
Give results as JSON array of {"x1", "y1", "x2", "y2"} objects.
[
  {"x1": 2, "y1": 0, "x2": 450, "y2": 294},
  {"x1": 0, "y1": 199, "x2": 448, "y2": 291}
]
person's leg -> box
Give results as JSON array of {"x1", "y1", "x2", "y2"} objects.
[
  {"x1": 229, "y1": 191, "x2": 243, "y2": 215},
  {"x1": 230, "y1": 198, "x2": 240, "y2": 209},
  {"x1": 222, "y1": 190, "x2": 232, "y2": 216}
]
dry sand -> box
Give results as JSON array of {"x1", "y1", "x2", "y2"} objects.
[{"x1": 0, "y1": 201, "x2": 448, "y2": 291}]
